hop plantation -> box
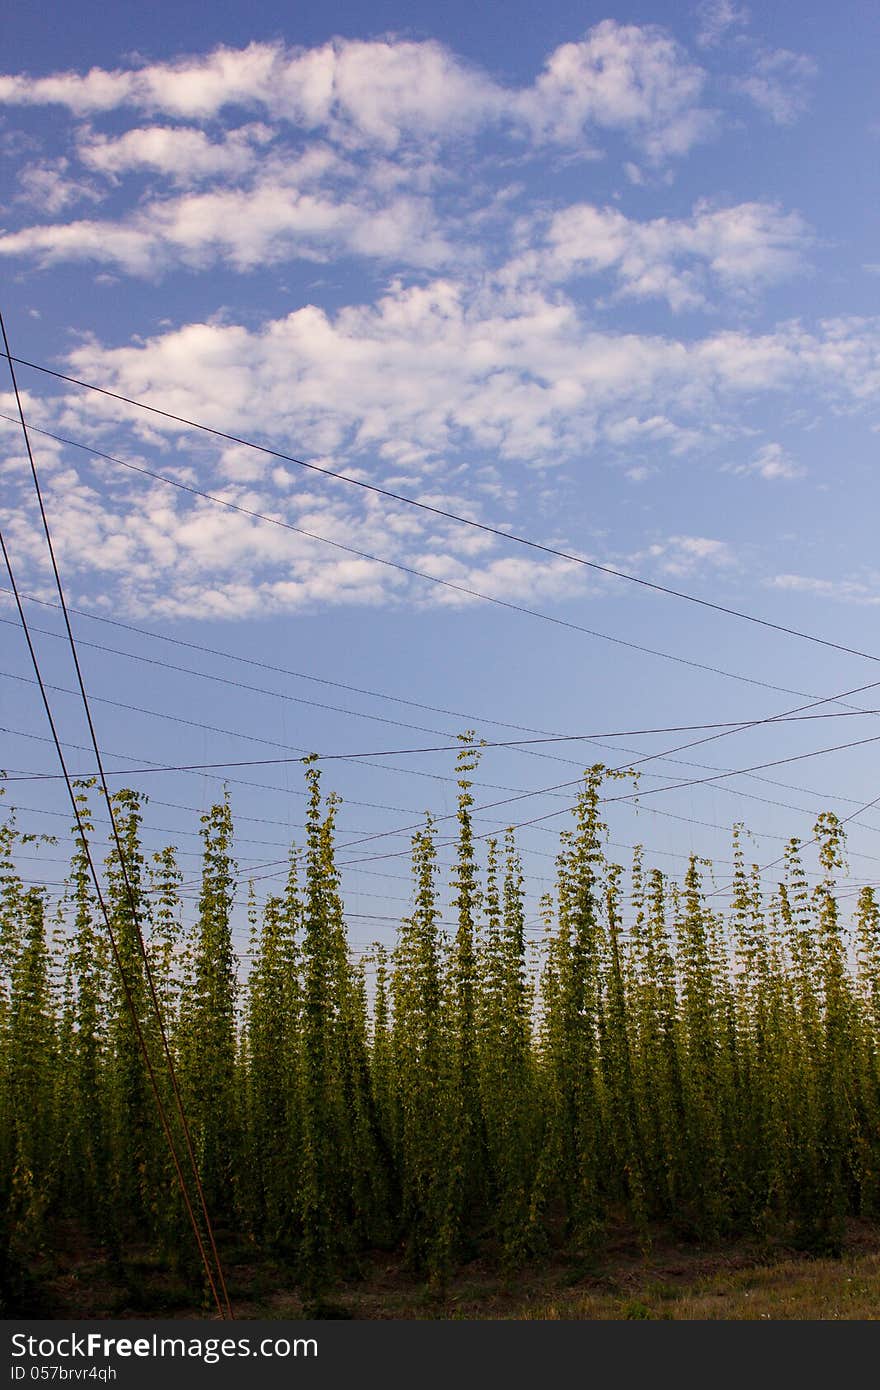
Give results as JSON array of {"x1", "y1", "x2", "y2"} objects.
[{"x1": 3, "y1": 739, "x2": 880, "y2": 1314}]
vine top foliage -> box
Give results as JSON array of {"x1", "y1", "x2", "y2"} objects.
[{"x1": 1, "y1": 758, "x2": 879, "y2": 1306}]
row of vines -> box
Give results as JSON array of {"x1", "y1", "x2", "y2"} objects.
[{"x1": 3, "y1": 741, "x2": 880, "y2": 1309}]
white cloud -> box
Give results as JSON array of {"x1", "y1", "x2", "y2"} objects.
[
  {"x1": 768, "y1": 572, "x2": 880, "y2": 604},
  {"x1": 0, "y1": 25, "x2": 714, "y2": 161},
  {"x1": 0, "y1": 220, "x2": 161, "y2": 275},
  {"x1": 603, "y1": 414, "x2": 703, "y2": 455},
  {"x1": 516, "y1": 20, "x2": 716, "y2": 162},
  {"x1": 641, "y1": 534, "x2": 736, "y2": 577},
  {"x1": 500, "y1": 198, "x2": 811, "y2": 309},
  {"x1": 695, "y1": 0, "x2": 750, "y2": 50},
  {"x1": 734, "y1": 48, "x2": 818, "y2": 125},
  {"x1": 17, "y1": 288, "x2": 880, "y2": 621},
  {"x1": 504, "y1": 198, "x2": 810, "y2": 310},
  {"x1": 0, "y1": 432, "x2": 594, "y2": 621},
  {"x1": 672, "y1": 535, "x2": 734, "y2": 562},
  {"x1": 732, "y1": 441, "x2": 804, "y2": 480},
  {"x1": 0, "y1": 43, "x2": 280, "y2": 119},
  {"x1": 275, "y1": 39, "x2": 504, "y2": 148},
  {"x1": 0, "y1": 170, "x2": 453, "y2": 276},
  {"x1": 76, "y1": 123, "x2": 276, "y2": 182},
  {"x1": 5, "y1": 278, "x2": 875, "y2": 620},
  {"x1": 42, "y1": 296, "x2": 880, "y2": 479},
  {"x1": 14, "y1": 157, "x2": 101, "y2": 214}
]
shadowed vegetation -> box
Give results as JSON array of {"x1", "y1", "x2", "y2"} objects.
[{"x1": 3, "y1": 742, "x2": 880, "y2": 1315}]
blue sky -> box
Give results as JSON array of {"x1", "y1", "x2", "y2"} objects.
[{"x1": 2, "y1": 0, "x2": 880, "y2": 962}]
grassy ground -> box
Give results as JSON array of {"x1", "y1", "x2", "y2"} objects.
[{"x1": 16, "y1": 1218, "x2": 880, "y2": 1319}]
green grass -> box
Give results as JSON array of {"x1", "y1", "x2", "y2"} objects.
[{"x1": 28, "y1": 1219, "x2": 880, "y2": 1320}]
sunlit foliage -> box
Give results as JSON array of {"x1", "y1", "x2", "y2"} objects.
[{"x1": 2, "y1": 759, "x2": 879, "y2": 1308}]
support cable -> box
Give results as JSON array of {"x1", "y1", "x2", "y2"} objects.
[
  {"x1": 1, "y1": 311, "x2": 232, "y2": 1319},
  {"x1": 8, "y1": 356, "x2": 880, "y2": 667}
]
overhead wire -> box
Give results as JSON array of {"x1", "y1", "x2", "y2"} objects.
[
  {"x1": 0, "y1": 616, "x2": 578, "y2": 757},
  {"x1": 2, "y1": 411, "x2": 875, "y2": 713},
  {"x1": 6, "y1": 358, "x2": 880, "y2": 978},
  {"x1": 9, "y1": 715, "x2": 880, "y2": 852},
  {"x1": 13, "y1": 675, "x2": 880, "y2": 911},
  {"x1": 0, "y1": 503, "x2": 228, "y2": 1319},
  {"x1": 5, "y1": 582, "x2": 866, "y2": 736},
  {"x1": 7, "y1": 360, "x2": 880, "y2": 667},
  {"x1": 10, "y1": 673, "x2": 880, "y2": 884},
  {"x1": 0, "y1": 311, "x2": 233, "y2": 1319},
  {"x1": 214, "y1": 671, "x2": 880, "y2": 880},
  {"x1": 8, "y1": 587, "x2": 880, "y2": 819},
  {"x1": 8, "y1": 402, "x2": 880, "y2": 903},
  {"x1": 8, "y1": 376, "x2": 880, "y2": 894},
  {"x1": 222, "y1": 725, "x2": 880, "y2": 882},
  {"x1": 6, "y1": 664, "x2": 880, "y2": 772},
  {"x1": 326, "y1": 726, "x2": 880, "y2": 874},
  {"x1": 705, "y1": 786, "x2": 880, "y2": 901}
]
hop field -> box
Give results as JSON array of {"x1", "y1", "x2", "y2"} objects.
[{"x1": 3, "y1": 745, "x2": 880, "y2": 1316}]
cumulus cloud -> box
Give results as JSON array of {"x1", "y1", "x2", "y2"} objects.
[
  {"x1": 642, "y1": 534, "x2": 736, "y2": 576},
  {"x1": 503, "y1": 198, "x2": 811, "y2": 310},
  {"x1": 0, "y1": 24, "x2": 713, "y2": 160},
  {"x1": 0, "y1": 43, "x2": 280, "y2": 119},
  {"x1": 695, "y1": 0, "x2": 750, "y2": 50},
  {"x1": 603, "y1": 415, "x2": 704, "y2": 455},
  {"x1": 1, "y1": 178, "x2": 811, "y2": 297},
  {"x1": 731, "y1": 441, "x2": 804, "y2": 480},
  {"x1": 0, "y1": 22, "x2": 859, "y2": 627},
  {"x1": 768, "y1": 572, "x2": 880, "y2": 605},
  {"x1": 76, "y1": 122, "x2": 276, "y2": 182},
  {"x1": 14, "y1": 157, "x2": 101, "y2": 213},
  {"x1": 4, "y1": 26, "x2": 825, "y2": 295},
  {"x1": 734, "y1": 48, "x2": 818, "y2": 125},
  {"x1": 515, "y1": 20, "x2": 716, "y2": 161},
  {"x1": 0, "y1": 168, "x2": 453, "y2": 275},
  {"x1": 40, "y1": 295, "x2": 880, "y2": 478},
  {"x1": 0, "y1": 425, "x2": 595, "y2": 621},
  {"x1": 5, "y1": 291, "x2": 879, "y2": 622}
]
